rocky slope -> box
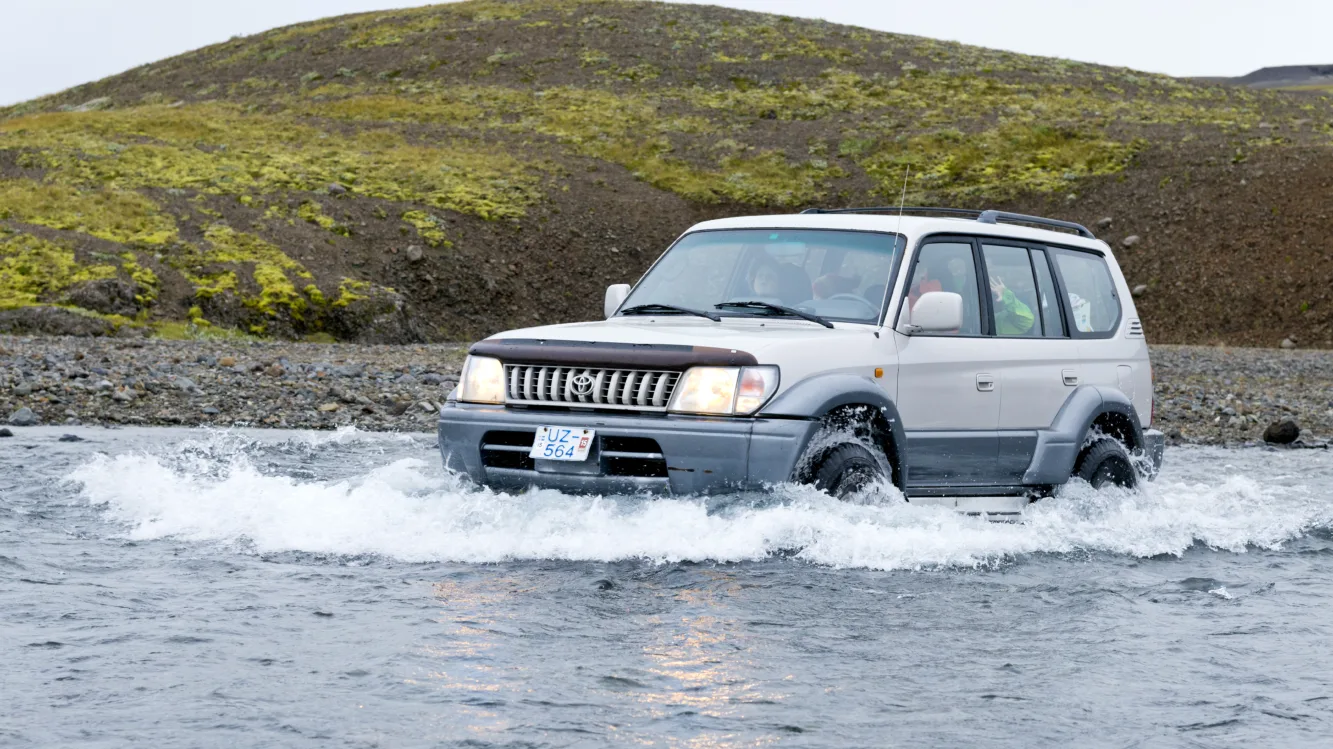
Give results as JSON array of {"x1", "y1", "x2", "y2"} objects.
[{"x1": 1, "y1": 0, "x2": 1332, "y2": 347}]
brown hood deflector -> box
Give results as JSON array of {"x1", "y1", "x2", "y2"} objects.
[{"x1": 468, "y1": 338, "x2": 758, "y2": 370}]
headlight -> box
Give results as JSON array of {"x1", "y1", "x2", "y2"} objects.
[
  {"x1": 668, "y1": 366, "x2": 779, "y2": 416},
  {"x1": 457, "y1": 355, "x2": 506, "y2": 404}
]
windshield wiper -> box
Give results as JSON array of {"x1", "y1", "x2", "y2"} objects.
[
  {"x1": 620, "y1": 303, "x2": 721, "y2": 322},
  {"x1": 714, "y1": 301, "x2": 834, "y2": 328}
]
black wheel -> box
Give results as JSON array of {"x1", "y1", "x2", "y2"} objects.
[
  {"x1": 813, "y1": 443, "x2": 887, "y2": 499},
  {"x1": 1074, "y1": 438, "x2": 1137, "y2": 489}
]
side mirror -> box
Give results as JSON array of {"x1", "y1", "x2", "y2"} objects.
[
  {"x1": 898, "y1": 291, "x2": 963, "y2": 334},
  {"x1": 604, "y1": 284, "x2": 631, "y2": 319}
]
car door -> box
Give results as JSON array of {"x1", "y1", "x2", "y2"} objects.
[
  {"x1": 977, "y1": 242, "x2": 1082, "y2": 481},
  {"x1": 893, "y1": 238, "x2": 1001, "y2": 487}
]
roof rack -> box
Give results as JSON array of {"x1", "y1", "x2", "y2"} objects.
[{"x1": 799, "y1": 206, "x2": 1095, "y2": 239}]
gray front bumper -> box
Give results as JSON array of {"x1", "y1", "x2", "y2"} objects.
[{"x1": 437, "y1": 402, "x2": 819, "y2": 495}]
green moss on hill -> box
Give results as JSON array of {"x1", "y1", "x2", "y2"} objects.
[{"x1": 0, "y1": 231, "x2": 118, "y2": 309}]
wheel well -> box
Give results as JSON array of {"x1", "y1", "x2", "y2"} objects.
[
  {"x1": 797, "y1": 404, "x2": 902, "y2": 488},
  {"x1": 1088, "y1": 411, "x2": 1138, "y2": 451}
]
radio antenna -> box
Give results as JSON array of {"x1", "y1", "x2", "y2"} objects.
[
  {"x1": 893, "y1": 165, "x2": 910, "y2": 241},
  {"x1": 884, "y1": 165, "x2": 911, "y2": 331}
]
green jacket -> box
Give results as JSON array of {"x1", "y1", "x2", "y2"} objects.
[{"x1": 995, "y1": 288, "x2": 1035, "y2": 336}]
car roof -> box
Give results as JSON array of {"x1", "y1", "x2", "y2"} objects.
[{"x1": 685, "y1": 213, "x2": 1114, "y2": 254}]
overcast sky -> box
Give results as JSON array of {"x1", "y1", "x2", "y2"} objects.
[{"x1": 3, "y1": 0, "x2": 1330, "y2": 106}]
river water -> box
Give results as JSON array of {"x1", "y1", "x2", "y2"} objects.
[{"x1": 4, "y1": 426, "x2": 1333, "y2": 747}]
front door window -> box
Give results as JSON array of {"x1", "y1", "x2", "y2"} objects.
[{"x1": 904, "y1": 242, "x2": 982, "y2": 335}]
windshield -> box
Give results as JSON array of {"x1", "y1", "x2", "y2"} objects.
[{"x1": 621, "y1": 229, "x2": 905, "y2": 323}]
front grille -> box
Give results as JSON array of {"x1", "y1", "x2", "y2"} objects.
[
  {"x1": 480, "y1": 430, "x2": 535, "y2": 470},
  {"x1": 602, "y1": 436, "x2": 667, "y2": 478},
  {"x1": 478, "y1": 430, "x2": 667, "y2": 478},
  {"x1": 504, "y1": 365, "x2": 681, "y2": 411}
]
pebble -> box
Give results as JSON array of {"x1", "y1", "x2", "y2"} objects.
[
  {"x1": 1281, "y1": 338, "x2": 1297, "y2": 349},
  {"x1": 173, "y1": 376, "x2": 201, "y2": 393},
  {"x1": 1132, "y1": 284, "x2": 1148, "y2": 297},
  {"x1": 1122, "y1": 235, "x2": 1141, "y2": 248}
]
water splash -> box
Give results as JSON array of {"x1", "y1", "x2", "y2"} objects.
[{"x1": 67, "y1": 433, "x2": 1333, "y2": 571}]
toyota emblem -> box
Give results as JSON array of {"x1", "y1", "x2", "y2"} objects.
[{"x1": 571, "y1": 373, "x2": 595, "y2": 396}]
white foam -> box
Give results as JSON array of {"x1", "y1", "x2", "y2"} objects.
[{"x1": 69, "y1": 439, "x2": 1333, "y2": 570}]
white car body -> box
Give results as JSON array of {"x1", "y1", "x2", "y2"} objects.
[{"x1": 439, "y1": 210, "x2": 1164, "y2": 507}]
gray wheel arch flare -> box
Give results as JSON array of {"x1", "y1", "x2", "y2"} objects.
[
  {"x1": 1022, "y1": 385, "x2": 1146, "y2": 486},
  {"x1": 759, "y1": 373, "x2": 907, "y2": 486}
]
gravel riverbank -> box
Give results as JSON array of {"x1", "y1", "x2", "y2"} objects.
[{"x1": 1, "y1": 336, "x2": 1330, "y2": 448}]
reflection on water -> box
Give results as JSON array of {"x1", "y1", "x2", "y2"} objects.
[
  {"x1": 414, "y1": 578, "x2": 533, "y2": 738},
  {"x1": 630, "y1": 576, "x2": 789, "y2": 748}
]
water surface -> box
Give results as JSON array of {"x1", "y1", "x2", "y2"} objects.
[{"x1": 4, "y1": 427, "x2": 1333, "y2": 747}]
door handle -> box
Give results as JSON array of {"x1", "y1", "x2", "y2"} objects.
[
  {"x1": 1062, "y1": 369, "x2": 1079, "y2": 386},
  {"x1": 976, "y1": 374, "x2": 995, "y2": 392}
]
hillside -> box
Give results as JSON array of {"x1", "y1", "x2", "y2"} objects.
[
  {"x1": 1231, "y1": 64, "x2": 1333, "y2": 90},
  {"x1": 2, "y1": 0, "x2": 1332, "y2": 347}
]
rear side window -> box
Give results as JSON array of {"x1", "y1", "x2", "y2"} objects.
[
  {"x1": 1051, "y1": 249, "x2": 1120, "y2": 334},
  {"x1": 1030, "y1": 249, "x2": 1066, "y2": 337},
  {"x1": 981, "y1": 244, "x2": 1039, "y2": 337}
]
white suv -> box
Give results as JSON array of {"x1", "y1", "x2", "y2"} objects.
[{"x1": 439, "y1": 208, "x2": 1164, "y2": 512}]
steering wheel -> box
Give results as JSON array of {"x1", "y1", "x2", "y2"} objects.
[{"x1": 827, "y1": 293, "x2": 875, "y2": 312}]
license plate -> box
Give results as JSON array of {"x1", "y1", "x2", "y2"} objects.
[{"x1": 529, "y1": 426, "x2": 595, "y2": 461}]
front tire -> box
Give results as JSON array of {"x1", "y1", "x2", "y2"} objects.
[
  {"x1": 813, "y1": 443, "x2": 887, "y2": 499},
  {"x1": 1074, "y1": 438, "x2": 1137, "y2": 489}
]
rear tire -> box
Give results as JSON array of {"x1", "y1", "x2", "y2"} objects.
[
  {"x1": 1074, "y1": 438, "x2": 1137, "y2": 489},
  {"x1": 813, "y1": 443, "x2": 887, "y2": 499}
]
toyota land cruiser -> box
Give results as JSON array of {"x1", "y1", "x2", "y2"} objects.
[{"x1": 438, "y1": 207, "x2": 1165, "y2": 513}]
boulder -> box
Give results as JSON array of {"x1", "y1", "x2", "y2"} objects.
[
  {"x1": 7, "y1": 407, "x2": 40, "y2": 426},
  {"x1": 1121, "y1": 235, "x2": 1141, "y2": 249},
  {"x1": 1280, "y1": 338, "x2": 1297, "y2": 349},
  {"x1": 1263, "y1": 418, "x2": 1300, "y2": 444},
  {"x1": 65, "y1": 278, "x2": 144, "y2": 316},
  {"x1": 1132, "y1": 284, "x2": 1148, "y2": 297},
  {"x1": 325, "y1": 284, "x2": 424, "y2": 344},
  {"x1": 0, "y1": 427, "x2": 12, "y2": 437},
  {"x1": 0, "y1": 307, "x2": 116, "y2": 337},
  {"x1": 405, "y1": 245, "x2": 424, "y2": 263},
  {"x1": 1095, "y1": 217, "x2": 1114, "y2": 231}
]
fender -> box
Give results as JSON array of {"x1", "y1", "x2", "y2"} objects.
[
  {"x1": 1023, "y1": 385, "x2": 1145, "y2": 485},
  {"x1": 761, "y1": 373, "x2": 906, "y2": 484}
]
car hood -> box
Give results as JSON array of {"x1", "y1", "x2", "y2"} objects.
[{"x1": 481, "y1": 316, "x2": 877, "y2": 362}]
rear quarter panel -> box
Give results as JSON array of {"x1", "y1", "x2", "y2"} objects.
[{"x1": 1079, "y1": 249, "x2": 1152, "y2": 427}]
